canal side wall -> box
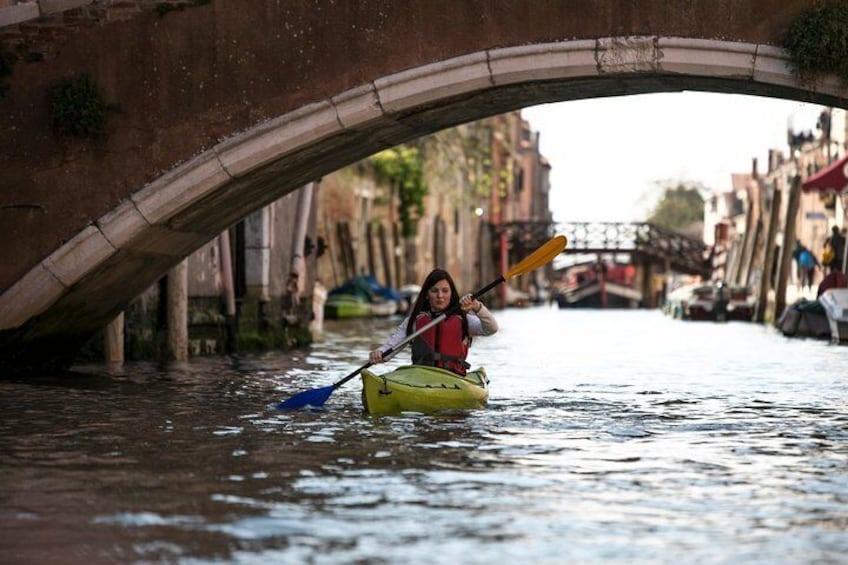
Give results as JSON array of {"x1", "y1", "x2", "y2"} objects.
[
  {"x1": 79, "y1": 287, "x2": 313, "y2": 362},
  {"x1": 77, "y1": 187, "x2": 319, "y2": 362}
]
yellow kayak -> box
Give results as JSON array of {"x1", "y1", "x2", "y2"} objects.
[{"x1": 361, "y1": 365, "x2": 489, "y2": 415}]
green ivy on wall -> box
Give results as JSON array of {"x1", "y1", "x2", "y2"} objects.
[
  {"x1": 370, "y1": 145, "x2": 429, "y2": 238},
  {"x1": 784, "y1": 1, "x2": 848, "y2": 83},
  {"x1": 48, "y1": 73, "x2": 114, "y2": 138},
  {"x1": 425, "y1": 120, "x2": 497, "y2": 204}
]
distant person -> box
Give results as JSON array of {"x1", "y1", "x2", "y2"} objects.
[
  {"x1": 794, "y1": 241, "x2": 819, "y2": 291},
  {"x1": 369, "y1": 268, "x2": 498, "y2": 375},
  {"x1": 823, "y1": 225, "x2": 845, "y2": 273},
  {"x1": 817, "y1": 270, "x2": 847, "y2": 298}
]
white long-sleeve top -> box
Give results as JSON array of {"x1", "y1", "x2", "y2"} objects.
[{"x1": 377, "y1": 303, "x2": 498, "y2": 355}]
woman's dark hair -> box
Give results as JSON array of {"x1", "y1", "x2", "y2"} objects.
[{"x1": 405, "y1": 268, "x2": 462, "y2": 335}]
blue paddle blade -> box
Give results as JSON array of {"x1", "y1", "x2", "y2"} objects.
[{"x1": 276, "y1": 385, "x2": 335, "y2": 410}]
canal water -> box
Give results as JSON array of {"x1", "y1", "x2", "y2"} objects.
[{"x1": 2, "y1": 308, "x2": 847, "y2": 564}]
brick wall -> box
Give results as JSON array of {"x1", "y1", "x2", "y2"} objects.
[{"x1": 1, "y1": 1, "x2": 201, "y2": 58}]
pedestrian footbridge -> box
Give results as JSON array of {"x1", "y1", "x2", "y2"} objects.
[{"x1": 559, "y1": 222, "x2": 711, "y2": 278}]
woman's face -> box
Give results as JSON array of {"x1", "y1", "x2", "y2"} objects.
[{"x1": 427, "y1": 279, "x2": 452, "y2": 311}]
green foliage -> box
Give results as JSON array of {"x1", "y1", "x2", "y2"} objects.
[
  {"x1": 647, "y1": 183, "x2": 705, "y2": 232},
  {"x1": 463, "y1": 123, "x2": 496, "y2": 199},
  {"x1": 48, "y1": 73, "x2": 113, "y2": 138},
  {"x1": 422, "y1": 120, "x2": 498, "y2": 212},
  {"x1": 784, "y1": 1, "x2": 848, "y2": 83},
  {"x1": 370, "y1": 145, "x2": 429, "y2": 238},
  {"x1": 454, "y1": 120, "x2": 496, "y2": 199}
]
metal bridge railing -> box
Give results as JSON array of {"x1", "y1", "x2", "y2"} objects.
[
  {"x1": 557, "y1": 221, "x2": 711, "y2": 277},
  {"x1": 492, "y1": 221, "x2": 711, "y2": 277}
]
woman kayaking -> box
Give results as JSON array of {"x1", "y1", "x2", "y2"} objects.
[
  {"x1": 368, "y1": 268, "x2": 498, "y2": 375},
  {"x1": 277, "y1": 236, "x2": 563, "y2": 411}
]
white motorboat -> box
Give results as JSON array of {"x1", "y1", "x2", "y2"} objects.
[{"x1": 818, "y1": 288, "x2": 848, "y2": 344}]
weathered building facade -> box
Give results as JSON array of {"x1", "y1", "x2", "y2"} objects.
[
  {"x1": 704, "y1": 107, "x2": 848, "y2": 322},
  {"x1": 314, "y1": 110, "x2": 553, "y2": 310}
]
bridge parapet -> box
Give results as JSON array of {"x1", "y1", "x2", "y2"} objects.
[
  {"x1": 632, "y1": 223, "x2": 711, "y2": 277},
  {"x1": 558, "y1": 221, "x2": 711, "y2": 277},
  {"x1": 559, "y1": 222, "x2": 642, "y2": 253}
]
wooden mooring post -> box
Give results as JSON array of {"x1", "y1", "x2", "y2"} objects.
[
  {"x1": 755, "y1": 189, "x2": 782, "y2": 323},
  {"x1": 639, "y1": 258, "x2": 654, "y2": 308},
  {"x1": 774, "y1": 175, "x2": 802, "y2": 323},
  {"x1": 165, "y1": 259, "x2": 189, "y2": 362},
  {"x1": 103, "y1": 312, "x2": 124, "y2": 364}
]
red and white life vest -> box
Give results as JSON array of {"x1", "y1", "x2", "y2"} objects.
[{"x1": 411, "y1": 312, "x2": 469, "y2": 375}]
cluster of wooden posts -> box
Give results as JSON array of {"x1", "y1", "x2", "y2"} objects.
[{"x1": 729, "y1": 175, "x2": 804, "y2": 324}]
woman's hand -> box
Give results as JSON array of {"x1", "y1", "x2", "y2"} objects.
[
  {"x1": 460, "y1": 293, "x2": 482, "y2": 314},
  {"x1": 369, "y1": 350, "x2": 384, "y2": 364}
]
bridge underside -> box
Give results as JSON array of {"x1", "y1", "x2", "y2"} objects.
[{"x1": 1, "y1": 1, "x2": 846, "y2": 372}]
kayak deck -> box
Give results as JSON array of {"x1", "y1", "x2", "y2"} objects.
[{"x1": 361, "y1": 365, "x2": 488, "y2": 415}]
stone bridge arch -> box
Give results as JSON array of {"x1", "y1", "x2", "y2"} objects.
[{"x1": 1, "y1": 1, "x2": 846, "y2": 370}]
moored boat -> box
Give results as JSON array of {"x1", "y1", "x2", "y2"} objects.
[
  {"x1": 556, "y1": 260, "x2": 641, "y2": 309},
  {"x1": 361, "y1": 365, "x2": 489, "y2": 415},
  {"x1": 663, "y1": 281, "x2": 754, "y2": 322},
  {"x1": 558, "y1": 279, "x2": 642, "y2": 308},
  {"x1": 777, "y1": 298, "x2": 831, "y2": 339},
  {"x1": 819, "y1": 288, "x2": 848, "y2": 343},
  {"x1": 324, "y1": 293, "x2": 371, "y2": 319},
  {"x1": 325, "y1": 275, "x2": 401, "y2": 319}
]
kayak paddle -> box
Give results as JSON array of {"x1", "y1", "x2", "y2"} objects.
[{"x1": 276, "y1": 234, "x2": 568, "y2": 410}]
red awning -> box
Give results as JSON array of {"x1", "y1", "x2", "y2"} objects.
[{"x1": 802, "y1": 154, "x2": 848, "y2": 194}]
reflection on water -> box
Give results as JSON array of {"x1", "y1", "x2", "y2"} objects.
[{"x1": 1, "y1": 309, "x2": 847, "y2": 564}]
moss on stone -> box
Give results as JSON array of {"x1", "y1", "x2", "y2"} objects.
[
  {"x1": 48, "y1": 73, "x2": 115, "y2": 138},
  {"x1": 784, "y1": 1, "x2": 848, "y2": 84}
]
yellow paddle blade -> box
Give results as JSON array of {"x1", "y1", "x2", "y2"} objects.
[{"x1": 504, "y1": 234, "x2": 567, "y2": 279}]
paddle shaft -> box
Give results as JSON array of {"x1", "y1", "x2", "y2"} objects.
[{"x1": 330, "y1": 275, "x2": 507, "y2": 390}]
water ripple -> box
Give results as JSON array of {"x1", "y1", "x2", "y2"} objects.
[{"x1": 1, "y1": 309, "x2": 847, "y2": 563}]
